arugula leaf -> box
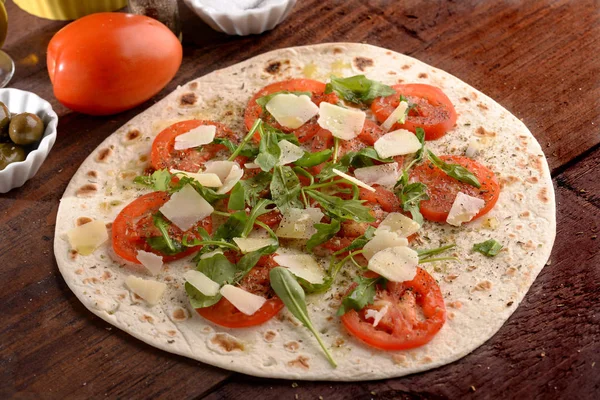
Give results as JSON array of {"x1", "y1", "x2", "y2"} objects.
[
  {"x1": 318, "y1": 147, "x2": 392, "y2": 180},
  {"x1": 473, "y1": 239, "x2": 503, "y2": 257},
  {"x1": 294, "y1": 149, "x2": 333, "y2": 168},
  {"x1": 241, "y1": 198, "x2": 274, "y2": 238},
  {"x1": 306, "y1": 219, "x2": 341, "y2": 252},
  {"x1": 399, "y1": 182, "x2": 429, "y2": 226},
  {"x1": 185, "y1": 254, "x2": 238, "y2": 308},
  {"x1": 325, "y1": 75, "x2": 394, "y2": 104},
  {"x1": 270, "y1": 166, "x2": 303, "y2": 213},
  {"x1": 172, "y1": 176, "x2": 228, "y2": 203},
  {"x1": 255, "y1": 124, "x2": 281, "y2": 172},
  {"x1": 256, "y1": 91, "x2": 312, "y2": 109},
  {"x1": 417, "y1": 244, "x2": 456, "y2": 259},
  {"x1": 333, "y1": 225, "x2": 376, "y2": 256},
  {"x1": 337, "y1": 275, "x2": 383, "y2": 316},
  {"x1": 143, "y1": 212, "x2": 186, "y2": 256},
  {"x1": 214, "y1": 138, "x2": 259, "y2": 158},
  {"x1": 306, "y1": 190, "x2": 375, "y2": 223},
  {"x1": 239, "y1": 171, "x2": 272, "y2": 207},
  {"x1": 265, "y1": 124, "x2": 300, "y2": 146},
  {"x1": 427, "y1": 150, "x2": 481, "y2": 188},
  {"x1": 413, "y1": 127, "x2": 426, "y2": 162},
  {"x1": 316, "y1": 161, "x2": 347, "y2": 181},
  {"x1": 133, "y1": 169, "x2": 172, "y2": 192},
  {"x1": 213, "y1": 211, "x2": 248, "y2": 241},
  {"x1": 269, "y1": 267, "x2": 337, "y2": 367},
  {"x1": 234, "y1": 242, "x2": 279, "y2": 284},
  {"x1": 228, "y1": 182, "x2": 246, "y2": 211}
]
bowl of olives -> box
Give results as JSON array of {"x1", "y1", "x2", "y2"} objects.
[{"x1": 0, "y1": 88, "x2": 58, "y2": 193}]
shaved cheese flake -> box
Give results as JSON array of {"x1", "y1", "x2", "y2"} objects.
[
  {"x1": 265, "y1": 93, "x2": 319, "y2": 129},
  {"x1": 374, "y1": 129, "x2": 422, "y2": 159},
  {"x1": 217, "y1": 164, "x2": 244, "y2": 194},
  {"x1": 317, "y1": 102, "x2": 365, "y2": 140},
  {"x1": 377, "y1": 212, "x2": 420, "y2": 237},
  {"x1": 184, "y1": 270, "x2": 220, "y2": 296},
  {"x1": 363, "y1": 230, "x2": 409, "y2": 260},
  {"x1": 159, "y1": 184, "x2": 214, "y2": 231},
  {"x1": 174, "y1": 125, "x2": 216, "y2": 150},
  {"x1": 67, "y1": 220, "x2": 108, "y2": 255},
  {"x1": 277, "y1": 139, "x2": 305, "y2": 165},
  {"x1": 136, "y1": 250, "x2": 163, "y2": 275},
  {"x1": 244, "y1": 162, "x2": 260, "y2": 169},
  {"x1": 200, "y1": 249, "x2": 224, "y2": 259},
  {"x1": 276, "y1": 207, "x2": 324, "y2": 239},
  {"x1": 332, "y1": 168, "x2": 375, "y2": 192},
  {"x1": 353, "y1": 163, "x2": 401, "y2": 188},
  {"x1": 273, "y1": 254, "x2": 325, "y2": 284},
  {"x1": 204, "y1": 160, "x2": 237, "y2": 182},
  {"x1": 220, "y1": 285, "x2": 267, "y2": 315},
  {"x1": 365, "y1": 304, "x2": 389, "y2": 327},
  {"x1": 381, "y1": 101, "x2": 409, "y2": 132},
  {"x1": 170, "y1": 169, "x2": 222, "y2": 187},
  {"x1": 368, "y1": 246, "x2": 418, "y2": 282},
  {"x1": 233, "y1": 237, "x2": 277, "y2": 253},
  {"x1": 446, "y1": 192, "x2": 485, "y2": 226},
  {"x1": 125, "y1": 276, "x2": 167, "y2": 305}
]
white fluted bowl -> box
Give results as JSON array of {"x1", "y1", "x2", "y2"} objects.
[
  {"x1": 183, "y1": 0, "x2": 297, "y2": 36},
  {"x1": 0, "y1": 89, "x2": 58, "y2": 193}
]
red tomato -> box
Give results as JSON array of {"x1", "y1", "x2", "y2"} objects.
[
  {"x1": 244, "y1": 79, "x2": 338, "y2": 143},
  {"x1": 196, "y1": 255, "x2": 284, "y2": 328},
  {"x1": 340, "y1": 186, "x2": 401, "y2": 238},
  {"x1": 340, "y1": 267, "x2": 446, "y2": 350},
  {"x1": 371, "y1": 84, "x2": 457, "y2": 140},
  {"x1": 112, "y1": 192, "x2": 212, "y2": 263},
  {"x1": 151, "y1": 120, "x2": 245, "y2": 172},
  {"x1": 47, "y1": 13, "x2": 182, "y2": 115},
  {"x1": 410, "y1": 155, "x2": 500, "y2": 223}
]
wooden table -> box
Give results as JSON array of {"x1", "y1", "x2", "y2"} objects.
[{"x1": 2, "y1": 0, "x2": 598, "y2": 398}]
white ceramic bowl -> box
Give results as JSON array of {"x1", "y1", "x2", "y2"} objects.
[
  {"x1": 0, "y1": 89, "x2": 58, "y2": 193},
  {"x1": 183, "y1": 0, "x2": 297, "y2": 36}
]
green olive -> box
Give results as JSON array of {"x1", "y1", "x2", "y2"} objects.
[
  {"x1": 9, "y1": 112, "x2": 44, "y2": 145},
  {"x1": 0, "y1": 102, "x2": 10, "y2": 142},
  {"x1": 0, "y1": 143, "x2": 26, "y2": 170}
]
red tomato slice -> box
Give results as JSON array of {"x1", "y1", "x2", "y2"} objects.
[
  {"x1": 340, "y1": 186, "x2": 401, "y2": 238},
  {"x1": 410, "y1": 155, "x2": 500, "y2": 223},
  {"x1": 195, "y1": 255, "x2": 284, "y2": 328},
  {"x1": 151, "y1": 120, "x2": 245, "y2": 172},
  {"x1": 340, "y1": 267, "x2": 446, "y2": 351},
  {"x1": 244, "y1": 79, "x2": 338, "y2": 143},
  {"x1": 371, "y1": 84, "x2": 457, "y2": 140},
  {"x1": 112, "y1": 192, "x2": 212, "y2": 263}
]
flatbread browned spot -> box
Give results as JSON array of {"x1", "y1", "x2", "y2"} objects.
[
  {"x1": 448, "y1": 301, "x2": 462, "y2": 309},
  {"x1": 447, "y1": 312, "x2": 455, "y2": 320},
  {"x1": 86, "y1": 170, "x2": 98, "y2": 179},
  {"x1": 172, "y1": 308, "x2": 187, "y2": 321},
  {"x1": 470, "y1": 92, "x2": 478, "y2": 100},
  {"x1": 472, "y1": 281, "x2": 492, "y2": 292},
  {"x1": 127, "y1": 129, "x2": 141, "y2": 141},
  {"x1": 499, "y1": 175, "x2": 520, "y2": 189},
  {"x1": 421, "y1": 356, "x2": 433, "y2": 364},
  {"x1": 353, "y1": 56, "x2": 373, "y2": 71},
  {"x1": 287, "y1": 355, "x2": 310, "y2": 369},
  {"x1": 105, "y1": 222, "x2": 113, "y2": 230},
  {"x1": 401, "y1": 64, "x2": 411, "y2": 70},
  {"x1": 477, "y1": 103, "x2": 489, "y2": 111},
  {"x1": 333, "y1": 48, "x2": 343, "y2": 54},
  {"x1": 210, "y1": 333, "x2": 244, "y2": 352},
  {"x1": 418, "y1": 72, "x2": 428, "y2": 79},
  {"x1": 538, "y1": 187, "x2": 549, "y2": 203},
  {"x1": 120, "y1": 171, "x2": 137, "y2": 180},
  {"x1": 333, "y1": 337, "x2": 345, "y2": 347},
  {"x1": 397, "y1": 79, "x2": 405, "y2": 83},
  {"x1": 96, "y1": 148, "x2": 112, "y2": 162},
  {"x1": 526, "y1": 176, "x2": 539, "y2": 184},
  {"x1": 69, "y1": 250, "x2": 78, "y2": 260},
  {"x1": 504, "y1": 267, "x2": 518, "y2": 277},
  {"x1": 75, "y1": 268, "x2": 83, "y2": 275},
  {"x1": 263, "y1": 330, "x2": 277, "y2": 343},
  {"x1": 388, "y1": 71, "x2": 397, "y2": 75},
  {"x1": 265, "y1": 61, "x2": 282, "y2": 74},
  {"x1": 76, "y1": 217, "x2": 92, "y2": 226},
  {"x1": 76, "y1": 184, "x2": 98, "y2": 197},
  {"x1": 529, "y1": 154, "x2": 543, "y2": 173},
  {"x1": 460, "y1": 97, "x2": 471, "y2": 103},
  {"x1": 392, "y1": 354, "x2": 408, "y2": 366},
  {"x1": 444, "y1": 274, "x2": 458, "y2": 283},
  {"x1": 467, "y1": 265, "x2": 477, "y2": 272},
  {"x1": 102, "y1": 271, "x2": 112, "y2": 280},
  {"x1": 167, "y1": 330, "x2": 177, "y2": 337},
  {"x1": 180, "y1": 93, "x2": 197, "y2": 106},
  {"x1": 188, "y1": 82, "x2": 198, "y2": 90},
  {"x1": 139, "y1": 154, "x2": 148, "y2": 162},
  {"x1": 520, "y1": 211, "x2": 531, "y2": 218},
  {"x1": 83, "y1": 277, "x2": 100, "y2": 284},
  {"x1": 284, "y1": 341, "x2": 300, "y2": 352},
  {"x1": 140, "y1": 314, "x2": 154, "y2": 323},
  {"x1": 520, "y1": 240, "x2": 537, "y2": 251},
  {"x1": 475, "y1": 126, "x2": 496, "y2": 137}
]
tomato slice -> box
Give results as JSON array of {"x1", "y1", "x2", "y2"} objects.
[
  {"x1": 244, "y1": 78, "x2": 338, "y2": 143},
  {"x1": 371, "y1": 84, "x2": 457, "y2": 140},
  {"x1": 410, "y1": 155, "x2": 500, "y2": 223},
  {"x1": 150, "y1": 120, "x2": 245, "y2": 172},
  {"x1": 112, "y1": 192, "x2": 212, "y2": 263},
  {"x1": 195, "y1": 255, "x2": 284, "y2": 328},
  {"x1": 340, "y1": 267, "x2": 446, "y2": 351}
]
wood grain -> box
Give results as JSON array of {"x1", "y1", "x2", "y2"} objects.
[{"x1": 0, "y1": 0, "x2": 598, "y2": 398}]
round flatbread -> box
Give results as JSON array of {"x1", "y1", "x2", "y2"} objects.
[{"x1": 54, "y1": 43, "x2": 555, "y2": 381}]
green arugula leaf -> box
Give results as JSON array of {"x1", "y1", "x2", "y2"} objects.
[
  {"x1": 265, "y1": 124, "x2": 300, "y2": 146},
  {"x1": 269, "y1": 267, "x2": 337, "y2": 367},
  {"x1": 316, "y1": 161, "x2": 347, "y2": 181},
  {"x1": 239, "y1": 171, "x2": 272, "y2": 207},
  {"x1": 294, "y1": 149, "x2": 333, "y2": 168},
  {"x1": 325, "y1": 75, "x2": 394, "y2": 104},
  {"x1": 214, "y1": 137, "x2": 259, "y2": 158},
  {"x1": 133, "y1": 169, "x2": 172, "y2": 192},
  {"x1": 173, "y1": 176, "x2": 228, "y2": 203},
  {"x1": 241, "y1": 198, "x2": 274, "y2": 238},
  {"x1": 234, "y1": 242, "x2": 279, "y2": 284},
  {"x1": 271, "y1": 166, "x2": 303, "y2": 213},
  {"x1": 318, "y1": 147, "x2": 392, "y2": 180},
  {"x1": 256, "y1": 91, "x2": 312, "y2": 109},
  {"x1": 213, "y1": 211, "x2": 248, "y2": 241},
  {"x1": 306, "y1": 190, "x2": 375, "y2": 223},
  {"x1": 399, "y1": 182, "x2": 429, "y2": 226},
  {"x1": 337, "y1": 275, "x2": 383, "y2": 316},
  {"x1": 417, "y1": 244, "x2": 456, "y2": 259},
  {"x1": 472, "y1": 239, "x2": 503, "y2": 257},
  {"x1": 228, "y1": 182, "x2": 246, "y2": 211},
  {"x1": 185, "y1": 253, "x2": 238, "y2": 308},
  {"x1": 333, "y1": 225, "x2": 376, "y2": 256},
  {"x1": 228, "y1": 118, "x2": 263, "y2": 161},
  {"x1": 143, "y1": 212, "x2": 186, "y2": 256},
  {"x1": 413, "y1": 127, "x2": 426, "y2": 162},
  {"x1": 427, "y1": 150, "x2": 481, "y2": 188},
  {"x1": 255, "y1": 124, "x2": 281, "y2": 172},
  {"x1": 306, "y1": 219, "x2": 341, "y2": 252}
]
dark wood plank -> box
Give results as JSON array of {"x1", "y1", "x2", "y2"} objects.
[
  {"x1": 0, "y1": 0, "x2": 598, "y2": 398},
  {"x1": 204, "y1": 147, "x2": 600, "y2": 399}
]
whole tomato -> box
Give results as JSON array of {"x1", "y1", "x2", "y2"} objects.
[{"x1": 47, "y1": 13, "x2": 182, "y2": 116}]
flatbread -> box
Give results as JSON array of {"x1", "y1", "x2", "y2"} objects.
[{"x1": 54, "y1": 43, "x2": 555, "y2": 381}]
